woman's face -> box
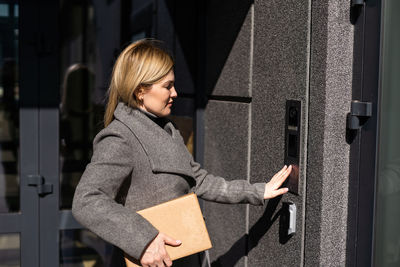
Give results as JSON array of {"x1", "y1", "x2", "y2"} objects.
[{"x1": 139, "y1": 70, "x2": 177, "y2": 117}]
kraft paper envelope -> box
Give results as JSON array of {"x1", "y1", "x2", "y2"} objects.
[{"x1": 125, "y1": 193, "x2": 212, "y2": 267}]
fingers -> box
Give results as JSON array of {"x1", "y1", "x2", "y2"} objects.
[
  {"x1": 272, "y1": 187, "x2": 289, "y2": 198},
  {"x1": 142, "y1": 251, "x2": 170, "y2": 267},
  {"x1": 162, "y1": 233, "x2": 182, "y2": 247},
  {"x1": 279, "y1": 165, "x2": 292, "y2": 184},
  {"x1": 156, "y1": 247, "x2": 169, "y2": 267},
  {"x1": 273, "y1": 165, "x2": 288, "y2": 179},
  {"x1": 140, "y1": 233, "x2": 179, "y2": 267},
  {"x1": 264, "y1": 165, "x2": 294, "y2": 199},
  {"x1": 156, "y1": 258, "x2": 166, "y2": 267},
  {"x1": 270, "y1": 165, "x2": 292, "y2": 188},
  {"x1": 157, "y1": 239, "x2": 172, "y2": 267},
  {"x1": 163, "y1": 256, "x2": 173, "y2": 267},
  {"x1": 273, "y1": 165, "x2": 291, "y2": 180}
]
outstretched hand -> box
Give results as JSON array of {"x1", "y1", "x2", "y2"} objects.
[{"x1": 264, "y1": 165, "x2": 292, "y2": 199}]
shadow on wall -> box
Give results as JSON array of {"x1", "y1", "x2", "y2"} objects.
[
  {"x1": 163, "y1": 0, "x2": 253, "y2": 99},
  {"x1": 210, "y1": 196, "x2": 293, "y2": 267}
]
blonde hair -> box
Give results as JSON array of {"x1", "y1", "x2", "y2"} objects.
[{"x1": 104, "y1": 39, "x2": 174, "y2": 127}]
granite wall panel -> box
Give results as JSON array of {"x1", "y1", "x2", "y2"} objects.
[
  {"x1": 248, "y1": 0, "x2": 311, "y2": 266},
  {"x1": 305, "y1": 0, "x2": 353, "y2": 266},
  {"x1": 199, "y1": 0, "x2": 354, "y2": 266},
  {"x1": 205, "y1": 0, "x2": 253, "y2": 97},
  {"x1": 203, "y1": 100, "x2": 250, "y2": 267}
]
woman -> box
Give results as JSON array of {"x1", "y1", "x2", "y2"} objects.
[{"x1": 72, "y1": 39, "x2": 292, "y2": 267}]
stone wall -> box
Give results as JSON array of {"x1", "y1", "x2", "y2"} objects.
[{"x1": 201, "y1": 0, "x2": 354, "y2": 266}]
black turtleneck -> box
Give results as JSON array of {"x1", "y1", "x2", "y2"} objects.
[{"x1": 138, "y1": 108, "x2": 169, "y2": 130}]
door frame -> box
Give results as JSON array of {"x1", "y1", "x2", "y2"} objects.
[
  {"x1": 346, "y1": 0, "x2": 383, "y2": 266},
  {"x1": 0, "y1": 0, "x2": 42, "y2": 266},
  {"x1": 0, "y1": 1, "x2": 84, "y2": 266}
]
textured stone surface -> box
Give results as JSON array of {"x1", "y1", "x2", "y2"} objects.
[
  {"x1": 168, "y1": 0, "x2": 354, "y2": 266},
  {"x1": 203, "y1": 100, "x2": 250, "y2": 267},
  {"x1": 206, "y1": 0, "x2": 253, "y2": 97},
  {"x1": 248, "y1": 0, "x2": 311, "y2": 266},
  {"x1": 305, "y1": 1, "x2": 353, "y2": 266}
]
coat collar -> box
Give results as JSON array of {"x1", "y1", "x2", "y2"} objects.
[{"x1": 113, "y1": 102, "x2": 195, "y2": 179}]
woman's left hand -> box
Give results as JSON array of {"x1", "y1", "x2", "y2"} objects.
[{"x1": 263, "y1": 165, "x2": 292, "y2": 199}]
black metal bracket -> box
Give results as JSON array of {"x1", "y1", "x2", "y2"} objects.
[
  {"x1": 350, "y1": 0, "x2": 364, "y2": 24},
  {"x1": 28, "y1": 175, "x2": 53, "y2": 196},
  {"x1": 351, "y1": 0, "x2": 364, "y2": 6},
  {"x1": 347, "y1": 101, "x2": 372, "y2": 130}
]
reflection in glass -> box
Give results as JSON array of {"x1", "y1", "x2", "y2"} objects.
[
  {"x1": 60, "y1": 229, "x2": 122, "y2": 267},
  {"x1": 0, "y1": 233, "x2": 20, "y2": 267},
  {"x1": 0, "y1": 4, "x2": 9, "y2": 17},
  {"x1": 59, "y1": 0, "x2": 104, "y2": 209},
  {"x1": 374, "y1": 1, "x2": 400, "y2": 266},
  {"x1": 60, "y1": 63, "x2": 97, "y2": 209},
  {"x1": 0, "y1": 1, "x2": 19, "y2": 213}
]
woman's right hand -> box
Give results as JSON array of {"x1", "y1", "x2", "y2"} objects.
[
  {"x1": 263, "y1": 165, "x2": 292, "y2": 199},
  {"x1": 140, "y1": 233, "x2": 182, "y2": 267}
]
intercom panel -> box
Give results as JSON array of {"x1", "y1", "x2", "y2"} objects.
[{"x1": 284, "y1": 100, "x2": 301, "y2": 195}]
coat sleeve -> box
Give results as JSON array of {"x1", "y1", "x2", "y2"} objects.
[
  {"x1": 190, "y1": 160, "x2": 266, "y2": 206},
  {"x1": 71, "y1": 127, "x2": 159, "y2": 260}
]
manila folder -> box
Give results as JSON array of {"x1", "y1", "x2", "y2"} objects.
[{"x1": 125, "y1": 193, "x2": 212, "y2": 266}]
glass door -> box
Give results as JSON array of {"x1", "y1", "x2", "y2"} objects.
[
  {"x1": 1, "y1": 1, "x2": 118, "y2": 266},
  {"x1": 0, "y1": 1, "x2": 22, "y2": 266},
  {"x1": 348, "y1": 1, "x2": 400, "y2": 266},
  {"x1": 0, "y1": 1, "x2": 43, "y2": 266},
  {"x1": 0, "y1": 0, "x2": 56, "y2": 265},
  {"x1": 346, "y1": 1, "x2": 382, "y2": 266},
  {"x1": 57, "y1": 1, "x2": 122, "y2": 266},
  {"x1": 374, "y1": 1, "x2": 400, "y2": 266}
]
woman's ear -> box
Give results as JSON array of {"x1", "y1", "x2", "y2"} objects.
[{"x1": 134, "y1": 87, "x2": 144, "y2": 103}]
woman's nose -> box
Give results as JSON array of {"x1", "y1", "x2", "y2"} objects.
[{"x1": 170, "y1": 87, "x2": 178, "y2": 98}]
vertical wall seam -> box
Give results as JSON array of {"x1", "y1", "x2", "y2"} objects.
[
  {"x1": 245, "y1": 4, "x2": 255, "y2": 267},
  {"x1": 248, "y1": 4, "x2": 254, "y2": 98},
  {"x1": 301, "y1": 0, "x2": 313, "y2": 266}
]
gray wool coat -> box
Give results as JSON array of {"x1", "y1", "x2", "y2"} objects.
[{"x1": 72, "y1": 102, "x2": 266, "y2": 261}]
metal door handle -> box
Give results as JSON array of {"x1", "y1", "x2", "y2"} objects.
[{"x1": 27, "y1": 175, "x2": 53, "y2": 196}]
